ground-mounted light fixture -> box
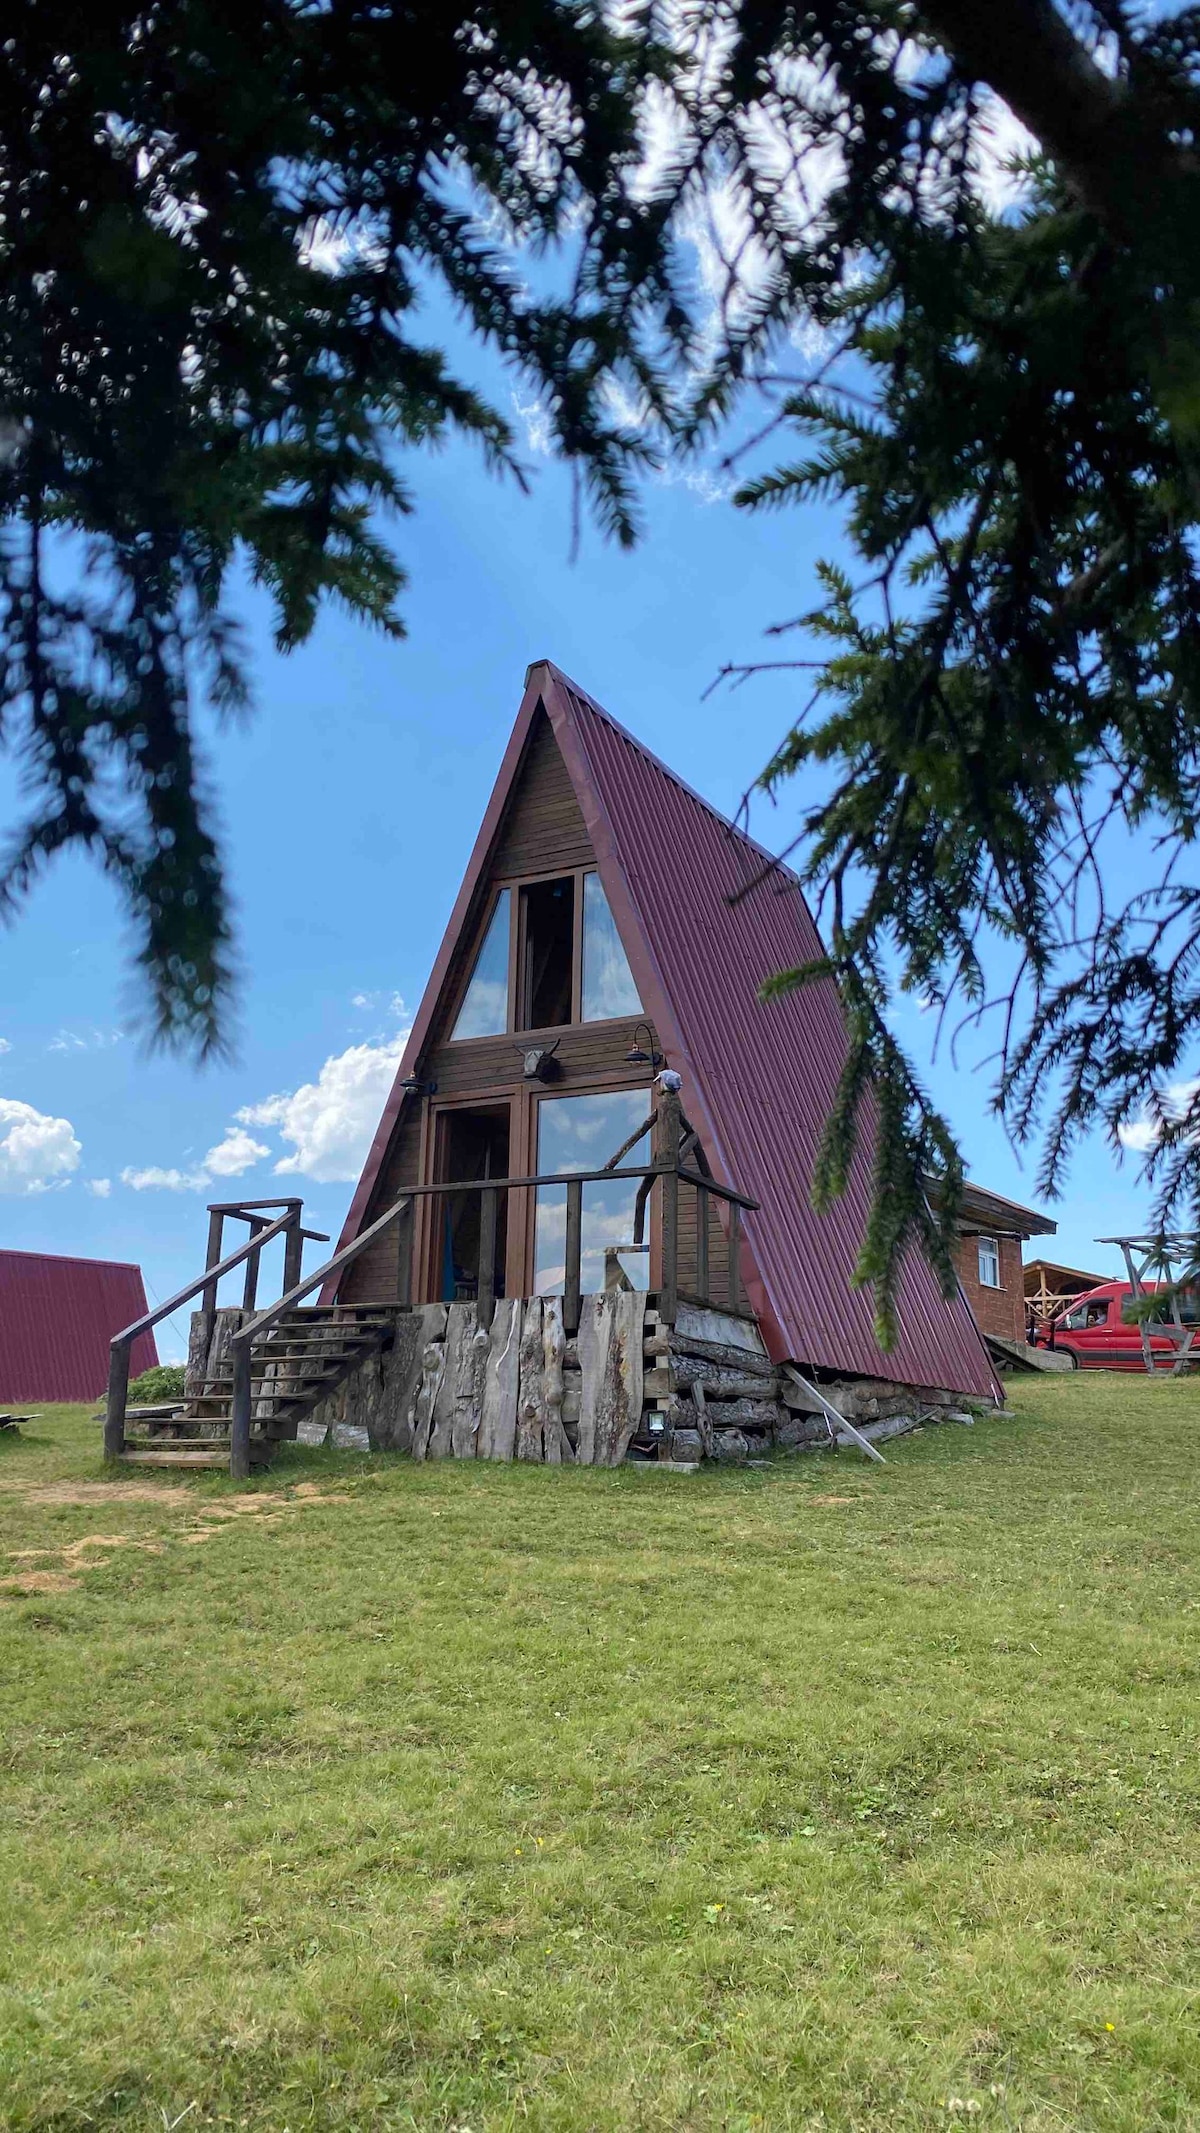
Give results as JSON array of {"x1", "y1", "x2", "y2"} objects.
[{"x1": 625, "y1": 1020, "x2": 663, "y2": 1072}]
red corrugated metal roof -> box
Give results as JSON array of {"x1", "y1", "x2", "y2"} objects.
[
  {"x1": 336, "y1": 661, "x2": 999, "y2": 1398},
  {"x1": 0, "y1": 1249, "x2": 158, "y2": 1402}
]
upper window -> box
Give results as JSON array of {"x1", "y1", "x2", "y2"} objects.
[
  {"x1": 521, "y1": 876, "x2": 575, "y2": 1030},
  {"x1": 451, "y1": 867, "x2": 644, "y2": 1040},
  {"x1": 977, "y1": 1236, "x2": 1001, "y2": 1289},
  {"x1": 582, "y1": 872, "x2": 641, "y2": 1021},
  {"x1": 451, "y1": 889, "x2": 510, "y2": 1040}
]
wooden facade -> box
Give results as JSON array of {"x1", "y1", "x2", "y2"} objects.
[
  {"x1": 323, "y1": 660, "x2": 1007, "y2": 1403},
  {"x1": 339, "y1": 705, "x2": 732, "y2": 1314}
]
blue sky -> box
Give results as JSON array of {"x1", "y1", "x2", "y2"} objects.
[{"x1": 0, "y1": 358, "x2": 1159, "y2": 1355}]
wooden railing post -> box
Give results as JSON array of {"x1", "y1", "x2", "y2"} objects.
[
  {"x1": 242, "y1": 1218, "x2": 266, "y2": 1312},
  {"x1": 202, "y1": 1208, "x2": 224, "y2": 1320},
  {"x1": 230, "y1": 1341, "x2": 252, "y2": 1481},
  {"x1": 564, "y1": 1177, "x2": 583, "y2": 1335},
  {"x1": 282, "y1": 1215, "x2": 304, "y2": 1299},
  {"x1": 104, "y1": 1341, "x2": 130, "y2": 1460},
  {"x1": 655, "y1": 1085, "x2": 681, "y2": 1329},
  {"x1": 696, "y1": 1182, "x2": 710, "y2": 1306},
  {"x1": 396, "y1": 1200, "x2": 413, "y2": 1306},
  {"x1": 477, "y1": 1187, "x2": 498, "y2": 1330},
  {"x1": 727, "y1": 1200, "x2": 741, "y2": 1314}
]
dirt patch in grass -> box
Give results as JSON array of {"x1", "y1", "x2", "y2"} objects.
[
  {"x1": 8, "y1": 1481, "x2": 186, "y2": 1506},
  {"x1": 1, "y1": 1568, "x2": 79, "y2": 1594}
]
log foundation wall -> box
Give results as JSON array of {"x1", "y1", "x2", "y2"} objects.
[{"x1": 299, "y1": 1297, "x2": 991, "y2": 1464}]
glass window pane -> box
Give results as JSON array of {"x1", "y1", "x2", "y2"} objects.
[
  {"x1": 521, "y1": 876, "x2": 575, "y2": 1030},
  {"x1": 534, "y1": 1089, "x2": 651, "y2": 1295},
  {"x1": 581, "y1": 872, "x2": 641, "y2": 1022},
  {"x1": 451, "y1": 890, "x2": 510, "y2": 1040}
]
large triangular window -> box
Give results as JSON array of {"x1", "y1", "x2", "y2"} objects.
[
  {"x1": 581, "y1": 872, "x2": 641, "y2": 1021},
  {"x1": 451, "y1": 890, "x2": 511, "y2": 1040}
]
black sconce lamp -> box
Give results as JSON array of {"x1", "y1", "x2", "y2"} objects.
[
  {"x1": 625, "y1": 1020, "x2": 663, "y2": 1072},
  {"x1": 401, "y1": 1073, "x2": 437, "y2": 1098}
]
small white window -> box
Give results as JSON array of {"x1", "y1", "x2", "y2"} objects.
[{"x1": 977, "y1": 1236, "x2": 1001, "y2": 1289}]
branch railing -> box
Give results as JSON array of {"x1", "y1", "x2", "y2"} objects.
[
  {"x1": 226, "y1": 1088, "x2": 758, "y2": 1475},
  {"x1": 104, "y1": 1198, "x2": 329, "y2": 1459}
]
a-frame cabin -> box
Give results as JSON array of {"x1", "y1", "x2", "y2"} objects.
[
  {"x1": 323, "y1": 662, "x2": 999, "y2": 1446},
  {"x1": 104, "y1": 661, "x2": 999, "y2": 1476}
]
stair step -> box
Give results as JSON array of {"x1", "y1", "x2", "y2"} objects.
[
  {"x1": 122, "y1": 1437, "x2": 277, "y2": 1467},
  {"x1": 276, "y1": 1305, "x2": 401, "y2": 1319},
  {"x1": 120, "y1": 1448, "x2": 234, "y2": 1469}
]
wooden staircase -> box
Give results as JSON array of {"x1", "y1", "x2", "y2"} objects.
[{"x1": 119, "y1": 1305, "x2": 400, "y2": 1470}]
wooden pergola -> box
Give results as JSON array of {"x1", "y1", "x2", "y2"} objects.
[{"x1": 1095, "y1": 1233, "x2": 1200, "y2": 1375}]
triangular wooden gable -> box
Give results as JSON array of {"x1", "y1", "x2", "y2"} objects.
[{"x1": 332, "y1": 662, "x2": 999, "y2": 1399}]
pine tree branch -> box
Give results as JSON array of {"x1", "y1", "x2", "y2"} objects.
[{"x1": 915, "y1": 0, "x2": 1196, "y2": 239}]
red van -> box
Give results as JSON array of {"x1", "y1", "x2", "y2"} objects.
[{"x1": 1037, "y1": 1280, "x2": 1200, "y2": 1370}]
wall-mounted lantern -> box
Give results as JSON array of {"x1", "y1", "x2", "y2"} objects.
[
  {"x1": 401, "y1": 1073, "x2": 438, "y2": 1098},
  {"x1": 625, "y1": 1021, "x2": 663, "y2": 1072}
]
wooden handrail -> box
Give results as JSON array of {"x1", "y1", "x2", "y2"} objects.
[
  {"x1": 228, "y1": 1194, "x2": 415, "y2": 1477},
  {"x1": 118, "y1": 1121, "x2": 761, "y2": 1479},
  {"x1": 103, "y1": 1203, "x2": 327, "y2": 1460}
]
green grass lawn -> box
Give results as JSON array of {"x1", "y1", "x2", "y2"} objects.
[{"x1": 2, "y1": 1375, "x2": 1198, "y2": 2133}]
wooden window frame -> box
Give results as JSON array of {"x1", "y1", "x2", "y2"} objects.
[
  {"x1": 447, "y1": 866, "x2": 639, "y2": 1047},
  {"x1": 415, "y1": 1074, "x2": 658, "y2": 1305},
  {"x1": 525, "y1": 1081, "x2": 659, "y2": 1300}
]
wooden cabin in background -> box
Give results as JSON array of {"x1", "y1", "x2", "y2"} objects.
[{"x1": 106, "y1": 661, "x2": 1003, "y2": 1475}]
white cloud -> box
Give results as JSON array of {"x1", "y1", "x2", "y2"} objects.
[
  {"x1": 0, "y1": 1038, "x2": 10, "y2": 1054},
  {"x1": 1118, "y1": 1078, "x2": 1200, "y2": 1155},
  {"x1": 86, "y1": 1177, "x2": 112, "y2": 1198},
  {"x1": 0, "y1": 1098, "x2": 82, "y2": 1195},
  {"x1": 203, "y1": 1126, "x2": 270, "y2": 1178},
  {"x1": 238, "y1": 1031, "x2": 409, "y2": 1184},
  {"x1": 121, "y1": 1164, "x2": 209, "y2": 1193},
  {"x1": 48, "y1": 1027, "x2": 123, "y2": 1055}
]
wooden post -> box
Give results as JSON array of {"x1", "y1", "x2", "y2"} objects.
[
  {"x1": 727, "y1": 1200, "x2": 741, "y2": 1314},
  {"x1": 282, "y1": 1215, "x2": 304, "y2": 1299},
  {"x1": 564, "y1": 1177, "x2": 583, "y2": 1335},
  {"x1": 656, "y1": 1085, "x2": 681, "y2": 1329},
  {"x1": 230, "y1": 1341, "x2": 252, "y2": 1481},
  {"x1": 695, "y1": 1183, "x2": 710, "y2": 1305},
  {"x1": 478, "y1": 1187, "x2": 498, "y2": 1330},
  {"x1": 201, "y1": 1208, "x2": 224, "y2": 1319},
  {"x1": 396, "y1": 1199, "x2": 412, "y2": 1307},
  {"x1": 104, "y1": 1342, "x2": 130, "y2": 1460},
  {"x1": 242, "y1": 1219, "x2": 265, "y2": 1312}
]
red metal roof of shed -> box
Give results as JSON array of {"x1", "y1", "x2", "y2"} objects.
[
  {"x1": 338, "y1": 662, "x2": 998, "y2": 1399},
  {"x1": 0, "y1": 1249, "x2": 158, "y2": 1403}
]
